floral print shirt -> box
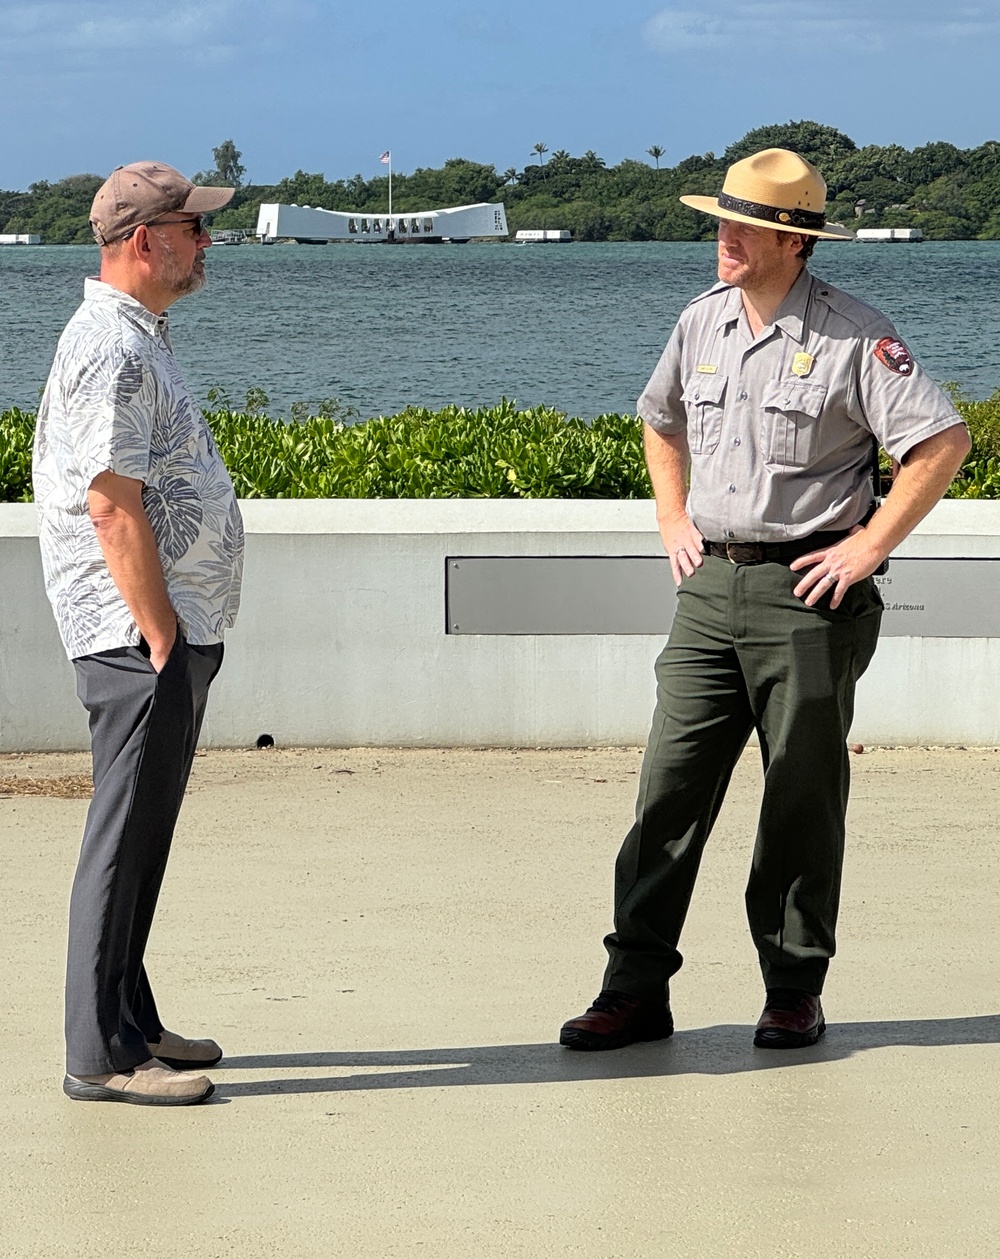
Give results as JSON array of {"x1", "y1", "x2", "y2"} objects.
[{"x1": 33, "y1": 279, "x2": 244, "y2": 659}]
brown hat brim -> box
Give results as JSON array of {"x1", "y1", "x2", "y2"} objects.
[
  {"x1": 680, "y1": 194, "x2": 854, "y2": 241},
  {"x1": 181, "y1": 185, "x2": 236, "y2": 213}
]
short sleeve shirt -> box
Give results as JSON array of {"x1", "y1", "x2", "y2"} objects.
[
  {"x1": 33, "y1": 279, "x2": 244, "y2": 659},
  {"x1": 637, "y1": 268, "x2": 966, "y2": 542}
]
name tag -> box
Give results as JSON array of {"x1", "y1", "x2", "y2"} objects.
[
  {"x1": 696, "y1": 364, "x2": 718, "y2": 374},
  {"x1": 792, "y1": 352, "x2": 814, "y2": 378}
]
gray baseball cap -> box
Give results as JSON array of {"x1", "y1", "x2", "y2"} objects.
[{"x1": 90, "y1": 161, "x2": 235, "y2": 245}]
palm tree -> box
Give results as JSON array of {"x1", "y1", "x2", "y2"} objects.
[
  {"x1": 502, "y1": 167, "x2": 518, "y2": 185},
  {"x1": 531, "y1": 142, "x2": 549, "y2": 170},
  {"x1": 647, "y1": 145, "x2": 665, "y2": 170},
  {"x1": 581, "y1": 150, "x2": 606, "y2": 172}
]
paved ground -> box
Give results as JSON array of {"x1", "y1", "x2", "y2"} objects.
[{"x1": 1, "y1": 744, "x2": 999, "y2": 1258}]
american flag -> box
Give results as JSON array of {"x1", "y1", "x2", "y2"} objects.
[{"x1": 379, "y1": 151, "x2": 391, "y2": 164}]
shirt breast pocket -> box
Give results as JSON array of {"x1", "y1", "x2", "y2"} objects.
[
  {"x1": 761, "y1": 379, "x2": 828, "y2": 468},
  {"x1": 680, "y1": 374, "x2": 728, "y2": 455}
]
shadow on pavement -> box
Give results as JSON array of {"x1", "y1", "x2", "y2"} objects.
[{"x1": 215, "y1": 1014, "x2": 1000, "y2": 1098}]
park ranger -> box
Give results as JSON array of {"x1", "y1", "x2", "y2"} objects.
[{"x1": 561, "y1": 148, "x2": 970, "y2": 1052}]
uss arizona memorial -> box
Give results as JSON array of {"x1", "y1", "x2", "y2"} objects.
[{"x1": 255, "y1": 200, "x2": 509, "y2": 243}]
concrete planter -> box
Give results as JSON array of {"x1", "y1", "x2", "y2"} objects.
[{"x1": 3, "y1": 499, "x2": 1000, "y2": 750}]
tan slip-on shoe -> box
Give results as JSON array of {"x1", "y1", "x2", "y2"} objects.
[
  {"x1": 63, "y1": 1058, "x2": 214, "y2": 1106},
  {"x1": 146, "y1": 1028, "x2": 223, "y2": 1070}
]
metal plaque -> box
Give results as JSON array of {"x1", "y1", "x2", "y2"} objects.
[
  {"x1": 873, "y1": 558, "x2": 1000, "y2": 637},
  {"x1": 446, "y1": 557, "x2": 676, "y2": 635},
  {"x1": 446, "y1": 556, "x2": 1000, "y2": 638}
]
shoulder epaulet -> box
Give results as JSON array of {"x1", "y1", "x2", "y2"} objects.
[{"x1": 812, "y1": 276, "x2": 888, "y2": 335}]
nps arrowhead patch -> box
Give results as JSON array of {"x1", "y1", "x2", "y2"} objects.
[{"x1": 874, "y1": 337, "x2": 914, "y2": 376}]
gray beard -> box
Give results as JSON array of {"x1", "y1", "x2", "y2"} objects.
[{"x1": 159, "y1": 236, "x2": 206, "y2": 297}]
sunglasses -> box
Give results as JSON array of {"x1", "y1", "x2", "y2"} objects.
[
  {"x1": 118, "y1": 214, "x2": 208, "y2": 242},
  {"x1": 145, "y1": 214, "x2": 208, "y2": 238}
]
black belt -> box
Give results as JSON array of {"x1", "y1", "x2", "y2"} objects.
[{"x1": 703, "y1": 530, "x2": 850, "y2": 565}]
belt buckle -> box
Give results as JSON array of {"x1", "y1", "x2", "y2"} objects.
[{"x1": 725, "y1": 541, "x2": 762, "y2": 565}]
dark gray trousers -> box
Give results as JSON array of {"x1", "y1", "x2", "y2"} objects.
[{"x1": 66, "y1": 635, "x2": 223, "y2": 1077}]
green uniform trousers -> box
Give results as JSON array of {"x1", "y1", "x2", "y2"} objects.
[{"x1": 603, "y1": 554, "x2": 883, "y2": 998}]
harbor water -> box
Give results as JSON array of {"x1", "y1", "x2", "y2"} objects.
[{"x1": 2, "y1": 240, "x2": 997, "y2": 418}]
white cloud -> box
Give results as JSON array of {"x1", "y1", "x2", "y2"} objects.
[
  {"x1": 3, "y1": 1, "x2": 227, "y2": 48},
  {"x1": 642, "y1": 9, "x2": 727, "y2": 51},
  {"x1": 0, "y1": 0, "x2": 317, "y2": 69},
  {"x1": 642, "y1": 2, "x2": 1000, "y2": 55}
]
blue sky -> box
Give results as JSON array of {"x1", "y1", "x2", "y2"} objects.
[{"x1": 3, "y1": 0, "x2": 1000, "y2": 189}]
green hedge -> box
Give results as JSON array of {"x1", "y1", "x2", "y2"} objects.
[
  {"x1": 0, "y1": 408, "x2": 35, "y2": 503},
  {"x1": 3, "y1": 394, "x2": 1000, "y2": 502},
  {"x1": 208, "y1": 403, "x2": 649, "y2": 499}
]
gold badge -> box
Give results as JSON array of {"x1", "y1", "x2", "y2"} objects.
[
  {"x1": 696, "y1": 364, "x2": 718, "y2": 374},
  {"x1": 792, "y1": 352, "x2": 814, "y2": 378}
]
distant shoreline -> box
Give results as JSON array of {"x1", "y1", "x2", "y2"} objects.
[{"x1": 5, "y1": 121, "x2": 1000, "y2": 245}]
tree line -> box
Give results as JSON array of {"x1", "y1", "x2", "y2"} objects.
[{"x1": 4, "y1": 121, "x2": 1000, "y2": 245}]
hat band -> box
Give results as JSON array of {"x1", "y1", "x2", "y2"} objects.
[{"x1": 717, "y1": 193, "x2": 826, "y2": 231}]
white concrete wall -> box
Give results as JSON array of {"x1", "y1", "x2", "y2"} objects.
[{"x1": 3, "y1": 499, "x2": 1000, "y2": 751}]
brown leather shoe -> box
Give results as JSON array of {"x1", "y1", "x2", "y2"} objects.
[
  {"x1": 147, "y1": 1029, "x2": 223, "y2": 1070},
  {"x1": 754, "y1": 988, "x2": 826, "y2": 1049},
  {"x1": 560, "y1": 989, "x2": 673, "y2": 1051}
]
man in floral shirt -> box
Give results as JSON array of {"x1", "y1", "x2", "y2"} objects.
[{"x1": 33, "y1": 162, "x2": 244, "y2": 1106}]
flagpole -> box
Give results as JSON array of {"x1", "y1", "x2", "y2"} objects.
[{"x1": 378, "y1": 150, "x2": 393, "y2": 233}]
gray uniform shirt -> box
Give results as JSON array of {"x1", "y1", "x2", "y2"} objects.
[
  {"x1": 33, "y1": 279, "x2": 244, "y2": 659},
  {"x1": 637, "y1": 268, "x2": 965, "y2": 542}
]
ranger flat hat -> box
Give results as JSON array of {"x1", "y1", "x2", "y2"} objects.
[
  {"x1": 680, "y1": 148, "x2": 854, "y2": 241},
  {"x1": 90, "y1": 161, "x2": 235, "y2": 246}
]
